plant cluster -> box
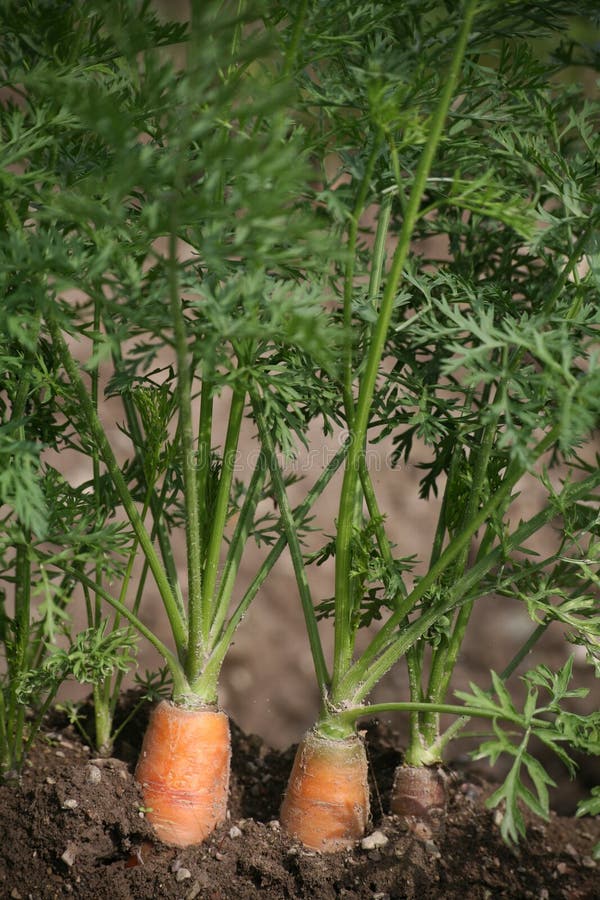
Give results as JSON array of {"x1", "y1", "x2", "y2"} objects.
[{"x1": 1, "y1": 0, "x2": 598, "y2": 853}]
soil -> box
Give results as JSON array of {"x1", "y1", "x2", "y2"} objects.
[{"x1": 1, "y1": 699, "x2": 598, "y2": 900}]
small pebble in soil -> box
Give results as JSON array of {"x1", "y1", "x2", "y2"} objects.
[
  {"x1": 268, "y1": 819, "x2": 280, "y2": 830},
  {"x1": 175, "y1": 867, "x2": 192, "y2": 882},
  {"x1": 86, "y1": 764, "x2": 102, "y2": 784},
  {"x1": 61, "y1": 843, "x2": 77, "y2": 867},
  {"x1": 229, "y1": 825, "x2": 243, "y2": 839},
  {"x1": 459, "y1": 782, "x2": 480, "y2": 802},
  {"x1": 564, "y1": 843, "x2": 579, "y2": 859},
  {"x1": 361, "y1": 830, "x2": 388, "y2": 851},
  {"x1": 424, "y1": 840, "x2": 441, "y2": 859},
  {"x1": 582, "y1": 856, "x2": 597, "y2": 868},
  {"x1": 411, "y1": 821, "x2": 433, "y2": 841},
  {"x1": 539, "y1": 890, "x2": 549, "y2": 900},
  {"x1": 61, "y1": 798, "x2": 78, "y2": 810}
]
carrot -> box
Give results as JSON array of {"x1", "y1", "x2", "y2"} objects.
[
  {"x1": 390, "y1": 764, "x2": 448, "y2": 837},
  {"x1": 280, "y1": 729, "x2": 370, "y2": 851},
  {"x1": 134, "y1": 700, "x2": 230, "y2": 847}
]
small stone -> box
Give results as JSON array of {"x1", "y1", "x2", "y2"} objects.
[
  {"x1": 539, "y1": 890, "x2": 549, "y2": 900},
  {"x1": 268, "y1": 819, "x2": 280, "y2": 830},
  {"x1": 175, "y1": 867, "x2": 192, "y2": 882},
  {"x1": 460, "y1": 783, "x2": 480, "y2": 802},
  {"x1": 556, "y1": 862, "x2": 568, "y2": 876},
  {"x1": 493, "y1": 808, "x2": 504, "y2": 828},
  {"x1": 185, "y1": 883, "x2": 202, "y2": 900},
  {"x1": 55, "y1": 750, "x2": 65, "y2": 758},
  {"x1": 10, "y1": 889, "x2": 22, "y2": 899},
  {"x1": 214, "y1": 851, "x2": 225, "y2": 861},
  {"x1": 372, "y1": 894, "x2": 390, "y2": 900},
  {"x1": 411, "y1": 820, "x2": 433, "y2": 841},
  {"x1": 171, "y1": 858, "x2": 182, "y2": 873},
  {"x1": 229, "y1": 826, "x2": 242, "y2": 839},
  {"x1": 424, "y1": 840, "x2": 441, "y2": 859},
  {"x1": 361, "y1": 830, "x2": 388, "y2": 851},
  {"x1": 564, "y1": 843, "x2": 579, "y2": 859},
  {"x1": 61, "y1": 799, "x2": 78, "y2": 810},
  {"x1": 86, "y1": 765, "x2": 102, "y2": 784},
  {"x1": 45, "y1": 777, "x2": 56, "y2": 785},
  {"x1": 61, "y1": 844, "x2": 77, "y2": 867},
  {"x1": 582, "y1": 856, "x2": 597, "y2": 869}
]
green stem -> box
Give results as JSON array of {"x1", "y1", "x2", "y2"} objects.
[
  {"x1": 196, "y1": 376, "x2": 214, "y2": 579},
  {"x1": 90, "y1": 297, "x2": 112, "y2": 752},
  {"x1": 404, "y1": 434, "x2": 464, "y2": 757},
  {"x1": 542, "y1": 221, "x2": 592, "y2": 317},
  {"x1": 118, "y1": 384, "x2": 181, "y2": 609},
  {"x1": 200, "y1": 387, "x2": 245, "y2": 642},
  {"x1": 47, "y1": 316, "x2": 187, "y2": 653},
  {"x1": 251, "y1": 392, "x2": 330, "y2": 695},
  {"x1": 332, "y1": 0, "x2": 479, "y2": 695},
  {"x1": 331, "y1": 701, "x2": 548, "y2": 731},
  {"x1": 367, "y1": 194, "x2": 393, "y2": 309},
  {"x1": 430, "y1": 616, "x2": 552, "y2": 757},
  {"x1": 405, "y1": 648, "x2": 426, "y2": 764},
  {"x1": 91, "y1": 296, "x2": 102, "y2": 625},
  {"x1": 8, "y1": 544, "x2": 31, "y2": 747},
  {"x1": 336, "y1": 423, "x2": 560, "y2": 704},
  {"x1": 283, "y1": 0, "x2": 308, "y2": 76},
  {"x1": 423, "y1": 420, "x2": 496, "y2": 739},
  {"x1": 202, "y1": 443, "x2": 348, "y2": 689},
  {"x1": 209, "y1": 458, "x2": 265, "y2": 644},
  {"x1": 342, "y1": 130, "x2": 384, "y2": 423},
  {"x1": 167, "y1": 228, "x2": 204, "y2": 661},
  {"x1": 0, "y1": 690, "x2": 9, "y2": 775}
]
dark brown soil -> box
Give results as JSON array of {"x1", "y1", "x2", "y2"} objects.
[{"x1": 1, "y1": 701, "x2": 598, "y2": 900}]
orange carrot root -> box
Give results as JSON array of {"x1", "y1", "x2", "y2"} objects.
[
  {"x1": 135, "y1": 700, "x2": 230, "y2": 847},
  {"x1": 390, "y1": 764, "x2": 448, "y2": 838},
  {"x1": 280, "y1": 729, "x2": 370, "y2": 851}
]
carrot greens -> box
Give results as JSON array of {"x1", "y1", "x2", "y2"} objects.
[
  {"x1": 266, "y1": 0, "x2": 600, "y2": 844},
  {"x1": 1, "y1": 0, "x2": 598, "y2": 848},
  {"x1": 1, "y1": 0, "x2": 339, "y2": 767}
]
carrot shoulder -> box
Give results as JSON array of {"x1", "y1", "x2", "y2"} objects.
[
  {"x1": 135, "y1": 700, "x2": 230, "y2": 847},
  {"x1": 280, "y1": 729, "x2": 370, "y2": 851},
  {"x1": 391, "y1": 763, "x2": 448, "y2": 837}
]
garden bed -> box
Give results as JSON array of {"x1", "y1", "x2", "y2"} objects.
[{"x1": 1, "y1": 703, "x2": 598, "y2": 900}]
